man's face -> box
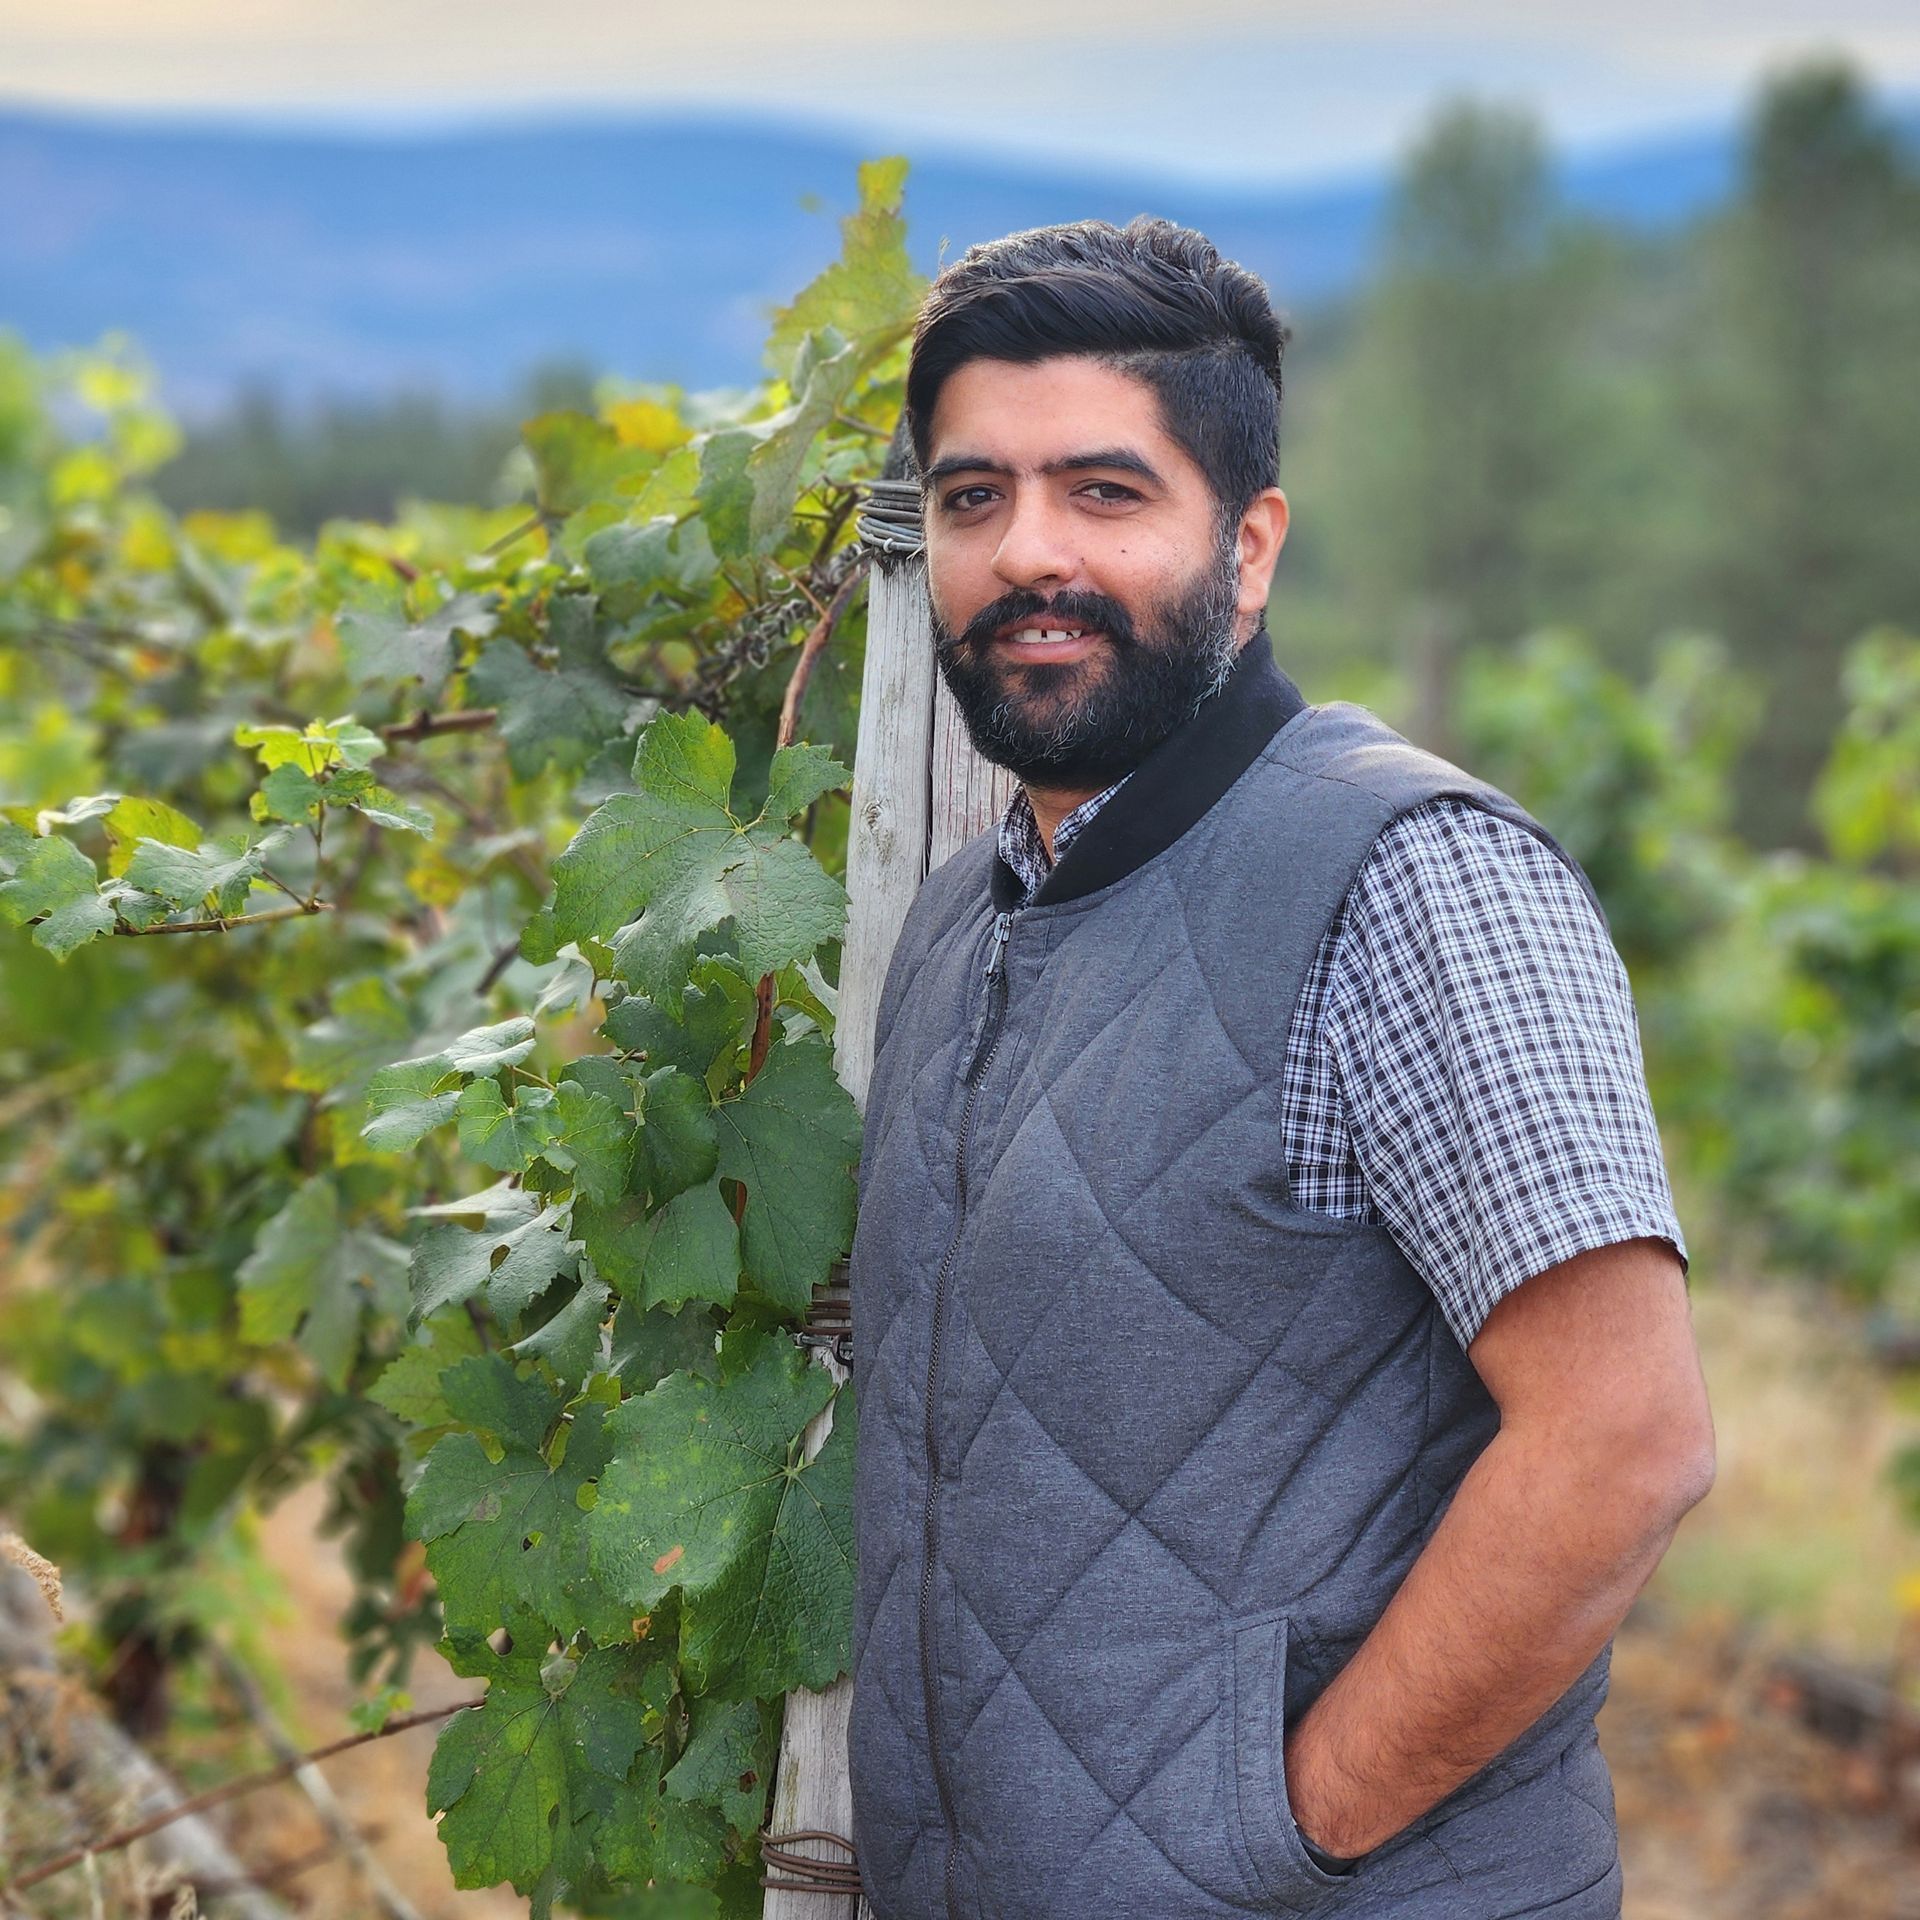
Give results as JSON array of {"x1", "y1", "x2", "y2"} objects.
[{"x1": 921, "y1": 354, "x2": 1264, "y2": 789}]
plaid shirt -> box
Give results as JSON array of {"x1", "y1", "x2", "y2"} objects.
[{"x1": 998, "y1": 776, "x2": 1687, "y2": 1347}]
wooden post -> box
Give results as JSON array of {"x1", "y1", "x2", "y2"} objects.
[{"x1": 762, "y1": 467, "x2": 1014, "y2": 1918}]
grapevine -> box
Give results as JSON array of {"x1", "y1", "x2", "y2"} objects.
[{"x1": 0, "y1": 156, "x2": 925, "y2": 1913}]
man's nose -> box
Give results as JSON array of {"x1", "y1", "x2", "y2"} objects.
[{"x1": 990, "y1": 492, "x2": 1080, "y2": 592}]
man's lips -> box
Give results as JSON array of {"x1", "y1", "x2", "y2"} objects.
[{"x1": 991, "y1": 622, "x2": 1104, "y2": 664}]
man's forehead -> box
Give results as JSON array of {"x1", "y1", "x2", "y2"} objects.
[{"x1": 923, "y1": 355, "x2": 1188, "y2": 479}]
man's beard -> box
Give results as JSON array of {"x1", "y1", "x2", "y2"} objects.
[{"x1": 929, "y1": 521, "x2": 1245, "y2": 789}]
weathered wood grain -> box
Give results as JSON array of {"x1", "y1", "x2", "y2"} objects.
[{"x1": 766, "y1": 555, "x2": 943, "y2": 1920}]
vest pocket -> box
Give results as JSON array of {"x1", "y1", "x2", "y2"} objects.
[{"x1": 1227, "y1": 1612, "x2": 1355, "y2": 1913}]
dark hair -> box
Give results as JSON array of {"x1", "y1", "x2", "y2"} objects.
[{"x1": 904, "y1": 215, "x2": 1291, "y2": 523}]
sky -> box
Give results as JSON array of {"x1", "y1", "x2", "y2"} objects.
[{"x1": 3, "y1": 1, "x2": 1918, "y2": 183}]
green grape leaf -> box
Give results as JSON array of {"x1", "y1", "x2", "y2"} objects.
[
  {"x1": 712, "y1": 1037, "x2": 859, "y2": 1315},
  {"x1": 122, "y1": 824, "x2": 297, "y2": 916},
  {"x1": 604, "y1": 978, "x2": 748, "y2": 1086},
  {"x1": 236, "y1": 1175, "x2": 408, "y2": 1389},
  {"x1": 368, "y1": 1305, "x2": 486, "y2": 1431},
  {"x1": 339, "y1": 588, "x2": 494, "y2": 700},
  {"x1": 511, "y1": 1275, "x2": 612, "y2": 1390},
  {"x1": 633, "y1": 1065, "x2": 718, "y2": 1203},
  {"x1": 362, "y1": 1018, "x2": 539, "y2": 1151},
  {"x1": 95, "y1": 876, "x2": 174, "y2": 930},
  {"x1": 407, "y1": 1178, "x2": 541, "y2": 1230},
  {"x1": 409, "y1": 1200, "x2": 578, "y2": 1326},
  {"x1": 556, "y1": 1052, "x2": 641, "y2": 1118},
  {"x1": 608, "y1": 1299, "x2": 721, "y2": 1396},
  {"x1": 574, "y1": 1180, "x2": 740, "y2": 1312},
  {"x1": 425, "y1": 1643, "x2": 655, "y2": 1904},
  {"x1": 588, "y1": 1329, "x2": 854, "y2": 1698},
  {"x1": 536, "y1": 1079, "x2": 634, "y2": 1205},
  {"x1": 253, "y1": 762, "x2": 325, "y2": 824},
  {"x1": 608, "y1": 834, "x2": 845, "y2": 1011},
  {"x1": 435, "y1": 1018, "x2": 540, "y2": 1075},
  {"x1": 466, "y1": 593, "x2": 635, "y2": 780},
  {"x1": 762, "y1": 742, "x2": 851, "y2": 826},
  {"x1": 457, "y1": 1078, "x2": 560, "y2": 1174},
  {"x1": 772, "y1": 959, "x2": 837, "y2": 1040},
  {"x1": 0, "y1": 833, "x2": 117, "y2": 956},
  {"x1": 551, "y1": 711, "x2": 846, "y2": 1014},
  {"x1": 407, "y1": 1359, "x2": 631, "y2": 1643},
  {"x1": 766, "y1": 155, "x2": 924, "y2": 381},
  {"x1": 435, "y1": 1349, "x2": 562, "y2": 1453},
  {"x1": 322, "y1": 768, "x2": 438, "y2": 835},
  {"x1": 696, "y1": 331, "x2": 865, "y2": 561},
  {"x1": 233, "y1": 715, "x2": 384, "y2": 774},
  {"x1": 33, "y1": 792, "x2": 119, "y2": 831},
  {"x1": 519, "y1": 903, "x2": 562, "y2": 966},
  {"x1": 663, "y1": 1694, "x2": 777, "y2": 1841},
  {"x1": 522, "y1": 410, "x2": 655, "y2": 519},
  {"x1": 694, "y1": 430, "x2": 755, "y2": 563},
  {"x1": 364, "y1": 1058, "x2": 465, "y2": 1152},
  {"x1": 101, "y1": 795, "x2": 201, "y2": 876},
  {"x1": 593, "y1": 1741, "x2": 732, "y2": 1888}
]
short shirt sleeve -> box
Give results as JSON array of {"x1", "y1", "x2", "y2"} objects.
[{"x1": 1312, "y1": 797, "x2": 1688, "y2": 1349}]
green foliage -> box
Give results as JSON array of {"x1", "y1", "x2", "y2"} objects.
[
  {"x1": 0, "y1": 155, "x2": 920, "y2": 1910},
  {"x1": 589, "y1": 1330, "x2": 855, "y2": 1700},
  {"x1": 1459, "y1": 626, "x2": 1920, "y2": 1535},
  {"x1": 1284, "y1": 59, "x2": 1920, "y2": 847}
]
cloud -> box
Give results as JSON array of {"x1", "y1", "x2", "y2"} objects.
[{"x1": 2, "y1": 1, "x2": 1912, "y2": 182}]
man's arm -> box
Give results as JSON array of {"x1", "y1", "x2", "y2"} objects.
[{"x1": 1281, "y1": 1235, "x2": 1716, "y2": 1861}]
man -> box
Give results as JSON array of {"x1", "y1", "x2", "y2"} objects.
[{"x1": 844, "y1": 215, "x2": 1714, "y2": 1920}]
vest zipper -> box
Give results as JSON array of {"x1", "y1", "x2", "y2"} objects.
[{"x1": 921, "y1": 906, "x2": 1014, "y2": 1918}]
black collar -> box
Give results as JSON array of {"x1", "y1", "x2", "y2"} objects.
[{"x1": 988, "y1": 626, "x2": 1309, "y2": 911}]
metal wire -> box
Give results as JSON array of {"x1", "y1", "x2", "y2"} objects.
[
  {"x1": 855, "y1": 477, "x2": 925, "y2": 558},
  {"x1": 759, "y1": 1826, "x2": 863, "y2": 1895}
]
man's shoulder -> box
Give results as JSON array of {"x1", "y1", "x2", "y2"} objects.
[
  {"x1": 1359, "y1": 796, "x2": 1611, "y2": 934},
  {"x1": 1249, "y1": 704, "x2": 1607, "y2": 932}
]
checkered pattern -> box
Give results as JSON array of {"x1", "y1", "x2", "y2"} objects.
[{"x1": 998, "y1": 782, "x2": 1686, "y2": 1348}]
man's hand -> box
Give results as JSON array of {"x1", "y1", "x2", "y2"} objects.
[{"x1": 1281, "y1": 1236, "x2": 1715, "y2": 1860}]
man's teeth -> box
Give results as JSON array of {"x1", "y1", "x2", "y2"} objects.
[{"x1": 1007, "y1": 628, "x2": 1087, "y2": 644}]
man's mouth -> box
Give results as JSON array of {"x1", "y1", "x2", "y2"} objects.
[{"x1": 993, "y1": 622, "x2": 1103, "y2": 661}]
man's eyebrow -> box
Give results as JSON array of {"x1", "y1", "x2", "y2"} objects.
[{"x1": 921, "y1": 449, "x2": 1167, "y2": 488}]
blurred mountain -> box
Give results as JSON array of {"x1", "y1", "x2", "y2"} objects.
[{"x1": 0, "y1": 103, "x2": 1827, "y2": 419}]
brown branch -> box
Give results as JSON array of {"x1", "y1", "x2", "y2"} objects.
[
  {"x1": 379, "y1": 707, "x2": 499, "y2": 746},
  {"x1": 748, "y1": 556, "x2": 868, "y2": 1086},
  {"x1": 475, "y1": 937, "x2": 523, "y2": 999},
  {"x1": 212, "y1": 1646, "x2": 425, "y2": 1920},
  {"x1": 2, "y1": 1699, "x2": 480, "y2": 1894},
  {"x1": 776, "y1": 559, "x2": 868, "y2": 759},
  {"x1": 109, "y1": 902, "x2": 336, "y2": 936},
  {"x1": 810, "y1": 488, "x2": 860, "y2": 569},
  {"x1": 748, "y1": 973, "x2": 778, "y2": 1084},
  {"x1": 483, "y1": 512, "x2": 547, "y2": 559}
]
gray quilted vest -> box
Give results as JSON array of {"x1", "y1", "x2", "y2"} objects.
[{"x1": 846, "y1": 629, "x2": 1625, "y2": 1920}]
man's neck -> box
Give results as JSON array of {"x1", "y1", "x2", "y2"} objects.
[{"x1": 1023, "y1": 781, "x2": 1107, "y2": 862}]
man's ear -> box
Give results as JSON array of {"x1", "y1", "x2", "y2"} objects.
[{"x1": 1235, "y1": 488, "x2": 1290, "y2": 620}]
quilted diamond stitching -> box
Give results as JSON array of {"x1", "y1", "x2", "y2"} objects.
[{"x1": 949, "y1": 1579, "x2": 1243, "y2": 1909}]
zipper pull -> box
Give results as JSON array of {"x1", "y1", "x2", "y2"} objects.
[
  {"x1": 962, "y1": 911, "x2": 1015, "y2": 1082},
  {"x1": 984, "y1": 909, "x2": 1013, "y2": 980}
]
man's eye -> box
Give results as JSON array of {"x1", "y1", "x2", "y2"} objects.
[
  {"x1": 1082, "y1": 482, "x2": 1140, "y2": 504},
  {"x1": 943, "y1": 487, "x2": 996, "y2": 511}
]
